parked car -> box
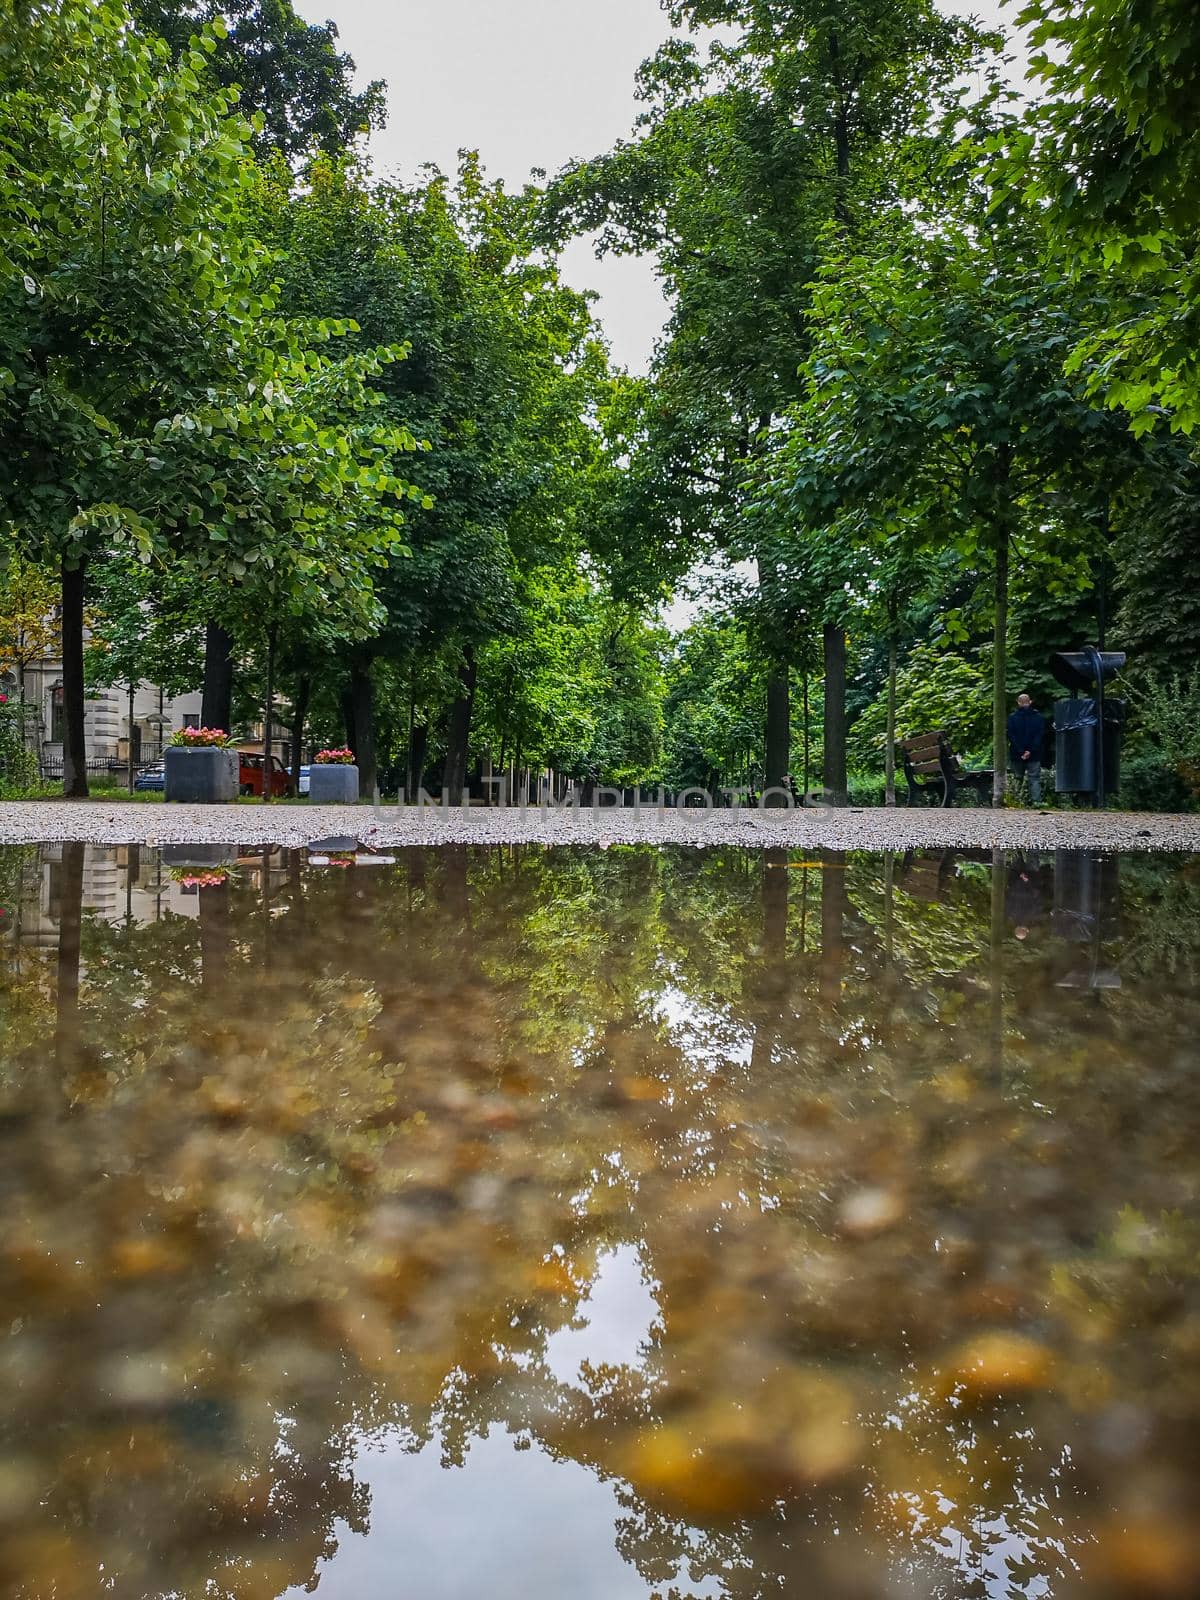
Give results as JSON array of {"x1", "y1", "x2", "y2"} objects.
[
  {"x1": 298, "y1": 765, "x2": 311, "y2": 796},
  {"x1": 134, "y1": 761, "x2": 165, "y2": 792},
  {"x1": 237, "y1": 749, "x2": 293, "y2": 798}
]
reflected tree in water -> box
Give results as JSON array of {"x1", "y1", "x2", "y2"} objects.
[{"x1": 0, "y1": 845, "x2": 1199, "y2": 1598}]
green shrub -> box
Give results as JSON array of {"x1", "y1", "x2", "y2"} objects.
[
  {"x1": 1120, "y1": 749, "x2": 1198, "y2": 813},
  {"x1": 0, "y1": 699, "x2": 37, "y2": 796},
  {"x1": 1122, "y1": 669, "x2": 1200, "y2": 805},
  {"x1": 847, "y1": 771, "x2": 889, "y2": 807}
]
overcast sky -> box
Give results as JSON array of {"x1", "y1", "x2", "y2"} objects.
[{"x1": 319, "y1": 0, "x2": 1015, "y2": 372}]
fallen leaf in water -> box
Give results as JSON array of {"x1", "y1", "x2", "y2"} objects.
[
  {"x1": 1, "y1": 1532, "x2": 91, "y2": 1600},
  {"x1": 199, "y1": 1079, "x2": 247, "y2": 1123},
  {"x1": 0, "y1": 1456, "x2": 39, "y2": 1521},
  {"x1": 838, "y1": 1186, "x2": 905, "y2": 1237},
  {"x1": 531, "y1": 1258, "x2": 577, "y2": 1296},
  {"x1": 940, "y1": 1331, "x2": 1054, "y2": 1400},
  {"x1": 109, "y1": 1237, "x2": 188, "y2": 1279},
  {"x1": 1085, "y1": 1511, "x2": 1200, "y2": 1597},
  {"x1": 617, "y1": 1424, "x2": 781, "y2": 1519},
  {"x1": 620, "y1": 1075, "x2": 663, "y2": 1102}
]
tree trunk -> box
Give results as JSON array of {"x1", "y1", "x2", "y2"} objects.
[
  {"x1": 992, "y1": 532, "x2": 1010, "y2": 809},
  {"x1": 347, "y1": 653, "x2": 377, "y2": 799},
  {"x1": 755, "y1": 550, "x2": 790, "y2": 804},
  {"x1": 55, "y1": 840, "x2": 85, "y2": 1053},
  {"x1": 406, "y1": 668, "x2": 416, "y2": 799},
  {"x1": 989, "y1": 846, "x2": 1006, "y2": 1079},
  {"x1": 443, "y1": 844, "x2": 471, "y2": 945},
  {"x1": 1097, "y1": 493, "x2": 1110, "y2": 649},
  {"x1": 290, "y1": 673, "x2": 309, "y2": 795},
  {"x1": 262, "y1": 621, "x2": 276, "y2": 804},
  {"x1": 830, "y1": 34, "x2": 852, "y2": 204},
  {"x1": 198, "y1": 879, "x2": 231, "y2": 993},
  {"x1": 201, "y1": 620, "x2": 235, "y2": 733},
  {"x1": 340, "y1": 687, "x2": 356, "y2": 752},
  {"x1": 124, "y1": 843, "x2": 139, "y2": 929},
  {"x1": 408, "y1": 722, "x2": 428, "y2": 799},
  {"x1": 802, "y1": 665, "x2": 811, "y2": 801},
  {"x1": 443, "y1": 646, "x2": 477, "y2": 805},
  {"x1": 822, "y1": 622, "x2": 847, "y2": 807},
  {"x1": 126, "y1": 681, "x2": 136, "y2": 794},
  {"x1": 750, "y1": 850, "x2": 789, "y2": 1075},
  {"x1": 820, "y1": 850, "x2": 846, "y2": 1000},
  {"x1": 762, "y1": 849, "x2": 789, "y2": 962},
  {"x1": 824, "y1": 42, "x2": 854, "y2": 811},
  {"x1": 764, "y1": 668, "x2": 790, "y2": 804},
  {"x1": 61, "y1": 557, "x2": 88, "y2": 799},
  {"x1": 882, "y1": 850, "x2": 895, "y2": 966},
  {"x1": 884, "y1": 631, "x2": 898, "y2": 807}
]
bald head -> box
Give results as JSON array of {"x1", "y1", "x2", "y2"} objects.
[{"x1": 1017, "y1": 693, "x2": 1033, "y2": 708}]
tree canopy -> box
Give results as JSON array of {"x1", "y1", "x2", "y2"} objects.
[
  {"x1": 130, "y1": 0, "x2": 387, "y2": 160},
  {"x1": 2, "y1": 0, "x2": 1199, "y2": 810}
]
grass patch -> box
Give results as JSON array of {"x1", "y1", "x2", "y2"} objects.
[{"x1": 0, "y1": 782, "x2": 64, "y2": 801}]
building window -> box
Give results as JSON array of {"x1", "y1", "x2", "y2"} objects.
[
  {"x1": 49, "y1": 684, "x2": 64, "y2": 743},
  {"x1": 182, "y1": 713, "x2": 200, "y2": 729}
]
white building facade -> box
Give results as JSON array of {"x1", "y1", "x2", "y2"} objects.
[{"x1": 3, "y1": 654, "x2": 202, "y2": 779}]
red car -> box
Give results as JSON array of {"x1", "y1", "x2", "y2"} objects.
[{"x1": 237, "y1": 749, "x2": 293, "y2": 798}]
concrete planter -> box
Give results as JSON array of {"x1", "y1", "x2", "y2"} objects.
[
  {"x1": 160, "y1": 843, "x2": 238, "y2": 867},
  {"x1": 308, "y1": 763, "x2": 359, "y2": 804},
  {"x1": 164, "y1": 746, "x2": 238, "y2": 804}
]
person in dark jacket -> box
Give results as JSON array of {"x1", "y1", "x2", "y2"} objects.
[{"x1": 1007, "y1": 693, "x2": 1046, "y2": 804}]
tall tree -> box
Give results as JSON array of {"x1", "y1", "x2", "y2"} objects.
[
  {"x1": 1006, "y1": 0, "x2": 1200, "y2": 431},
  {"x1": 84, "y1": 555, "x2": 205, "y2": 703},
  {"x1": 546, "y1": 0, "x2": 985, "y2": 802},
  {"x1": 253, "y1": 156, "x2": 608, "y2": 801},
  {"x1": 0, "y1": 0, "x2": 263, "y2": 793},
  {"x1": 767, "y1": 197, "x2": 1132, "y2": 804},
  {"x1": 130, "y1": 0, "x2": 386, "y2": 161},
  {"x1": 138, "y1": 336, "x2": 426, "y2": 793}
]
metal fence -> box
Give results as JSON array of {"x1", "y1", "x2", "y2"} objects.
[
  {"x1": 40, "y1": 746, "x2": 166, "y2": 783},
  {"x1": 40, "y1": 759, "x2": 140, "y2": 785}
]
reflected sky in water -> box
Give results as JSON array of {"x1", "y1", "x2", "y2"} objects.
[{"x1": 0, "y1": 842, "x2": 1199, "y2": 1600}]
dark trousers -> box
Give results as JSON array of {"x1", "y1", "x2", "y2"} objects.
[{"x1": 1010, "y1": 757, "x2": 1042, "y2": 804}]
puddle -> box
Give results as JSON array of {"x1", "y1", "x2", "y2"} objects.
[{"x1": 0, "y1": 843, "x2": 1198, "y2": 1598}]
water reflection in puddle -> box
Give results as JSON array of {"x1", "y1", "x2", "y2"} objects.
[
  {"x1": 0, "y1": 842, "x2": 1198, "y2": 1600},
  {"x1": 542, "y1": 1243, "x2": 661, "y2": 1384},
  {"x1": 285, "y1": 1424, "x2": 722, "y2": 1600}
]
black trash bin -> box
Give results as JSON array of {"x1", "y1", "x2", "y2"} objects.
[
  {"x1": 1050, "y1": 650, "x2": 1127, "y2": 691},
  {"x1": 1049, "y1": 647, "x2": 1127, "y2": 805},
  {"x1": 1055, "y1": 697, "x2": 1098, "y2": 795}
]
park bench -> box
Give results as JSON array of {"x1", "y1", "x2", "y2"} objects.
[
  {"x1": 898, "y1": 732, "x2": 992, "y2": 808},
  {"x1": 897, "y1": 849, "x2": 958, "y2": 900}
]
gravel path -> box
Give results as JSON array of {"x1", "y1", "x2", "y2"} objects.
[{"x1": 0, "y1": 800, "x2": 1197, "y2": 851}]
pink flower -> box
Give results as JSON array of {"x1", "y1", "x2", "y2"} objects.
[{"x1": 172, "y1": 725, "x2": 230, "y2": 748}]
